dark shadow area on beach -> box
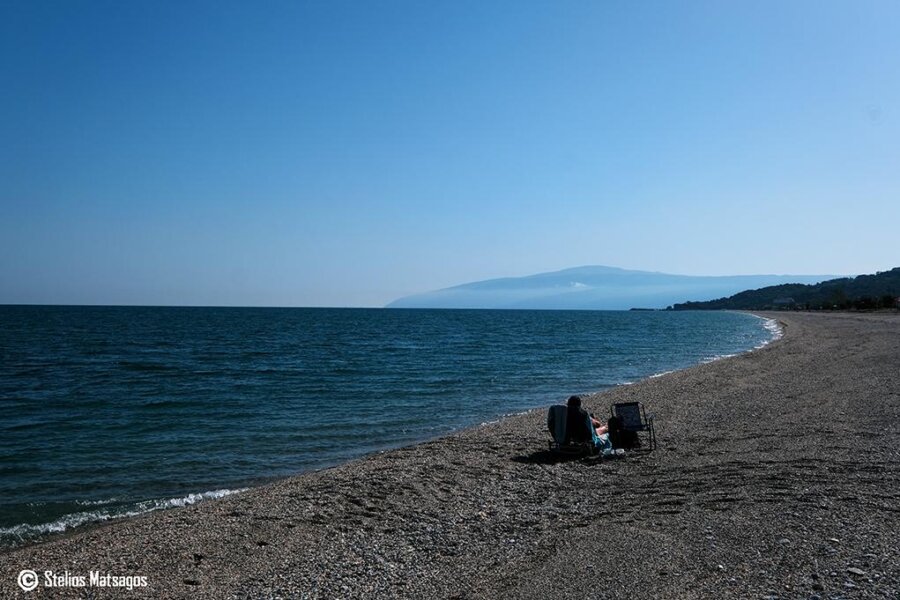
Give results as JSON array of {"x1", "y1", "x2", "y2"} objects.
[
  {"x1": 511, "y1": 450, "x2": 631, "y2": 465},
  {"x1": 511, "y1": 450, "x2": 584, "y2": 465}
]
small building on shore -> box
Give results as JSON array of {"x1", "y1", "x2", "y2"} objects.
[{"x1": 772, "y1": 297, "x2": 796, "y2": 308}]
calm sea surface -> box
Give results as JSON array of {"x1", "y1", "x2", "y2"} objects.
[{"x1": 0, "y1": 306, "x2": 777, "y2": 546}]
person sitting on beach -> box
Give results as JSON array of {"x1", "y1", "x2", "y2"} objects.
[{"x1": 565, "y1": 395, "x2": 610, "y2": 450}]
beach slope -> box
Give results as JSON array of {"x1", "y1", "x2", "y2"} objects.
[{"x1": 1, "y1": 312, "x2": 898, "y2": 599}]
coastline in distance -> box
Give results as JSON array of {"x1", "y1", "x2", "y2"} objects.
[{"x1": 386, "y1": 265, "x2": 838, "y2": 310}]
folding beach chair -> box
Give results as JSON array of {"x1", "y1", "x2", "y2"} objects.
[
  {"x1": 609, "y1": 402, "x2": 656, "y2": 451},
  {"x1": 547, "y1": 405, "x2": 597, "y2": 456}
]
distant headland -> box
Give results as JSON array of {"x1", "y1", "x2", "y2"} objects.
[{"x1": 672, "y1": 267, "x2": 900, "y2": 311}]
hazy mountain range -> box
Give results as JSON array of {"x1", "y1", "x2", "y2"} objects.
[{"x1": 386, "y1": 266, "x2": 839, "y2": 310}]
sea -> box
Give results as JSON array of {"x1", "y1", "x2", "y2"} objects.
[{"x1": 0, "y1": 306, "x2": 779, "y2": 547}]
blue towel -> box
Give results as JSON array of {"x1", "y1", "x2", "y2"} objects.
[{"x1": 547, "y1": 405, "x2": 568, "y2": 443}]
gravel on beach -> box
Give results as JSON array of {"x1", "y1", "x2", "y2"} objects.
[{"x1": 1, "y1": 311, "x2": 898, "y2": 599}]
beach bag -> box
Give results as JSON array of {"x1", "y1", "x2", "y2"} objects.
[{"x1": 607, "y1": 416, "x2": 640, "y2": 450}]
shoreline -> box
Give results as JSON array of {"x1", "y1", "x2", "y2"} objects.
[
  {"x1": 3, "y1": 312, "x2": 898, "y2": 598},
  {"x1": 1, "y1": 313, "x2": 785, "y2": 563},
  {"x1": 0, "y1": 312, "x2": 781, "y2": 553}
]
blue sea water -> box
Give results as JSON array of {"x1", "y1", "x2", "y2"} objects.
[{"x1": 0, "y1": 306, "x2": 778, "y2": 546}]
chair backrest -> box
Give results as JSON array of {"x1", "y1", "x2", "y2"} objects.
[
  {"x1": 613, "y1": 402, "x2": 644, "y2": 431},
  {"x1": 547, "y1": 405, "x2": 568, "y2": 443}
]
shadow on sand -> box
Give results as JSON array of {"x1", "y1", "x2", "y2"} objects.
[{"x1": 511, "y1": 450, "x2": 603, "y2": 465}]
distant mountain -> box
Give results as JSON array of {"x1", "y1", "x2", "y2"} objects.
[
  {"x1": 672, "y1": 267, "x2": 900, "y2": 310},
  {"x1": 386, "y1": 266, "x2": 838, "y2": 310}
]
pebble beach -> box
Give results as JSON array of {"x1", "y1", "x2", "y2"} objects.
[{"x1": 1, "y1": 311, "x2": 898, "y2": 599}]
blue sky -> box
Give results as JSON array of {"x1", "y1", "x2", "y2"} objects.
[{"x1": 2, "y1": 1, "x2": 898, "y2": 306}]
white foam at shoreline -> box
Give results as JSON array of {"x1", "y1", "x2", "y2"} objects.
[
  {"x1": 649, "y1": 370, "x2": 675, "y2": 378},
  {"x1": 0, "y1": 488, "x2": 247, "y2": 543},
  {"x1": 701, "y1": 352, "x2": 738, "y2": 364},
  {"x1": 753, "y1": 316, "x2": 784, "y2": 348},
  {"x1": 74, "y1": 497, "x2": 121, "y2": 506}
]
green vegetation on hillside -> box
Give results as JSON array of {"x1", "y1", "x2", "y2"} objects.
[{"x1": 671, "y1": 268, "x2": 900, "y2": 311}]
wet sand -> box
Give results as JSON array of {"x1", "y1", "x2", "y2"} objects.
[{"x1": 2, "y1": 311, "x2": 898, "y2": 599}]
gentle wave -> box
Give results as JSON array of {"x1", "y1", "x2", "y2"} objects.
[
  {"x1": 760, "y1": 317, "x2": 784, "y2": 343},
  {"x1": 752, "y1": 316, "x2": 784, "y2": 348},
  {"x1": 479, "y1": 409, "x2": 533, "y2": 426},
  {"x1": 648, "y1": 370, "x2": 675, "y2": 379},
  {"x1": 74, "y1": 497, "x2": 121, "y2": 506},
  {"x1": 701, "y1": 353, "x2": 738, "y2": 364},
  {"x1": 0, "y1": 489, "x2": 246, "y2": 544}
]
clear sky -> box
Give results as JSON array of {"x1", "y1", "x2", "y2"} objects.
[{"x1": 2, "y1": 1, "x2": 898, "y2": 307}]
